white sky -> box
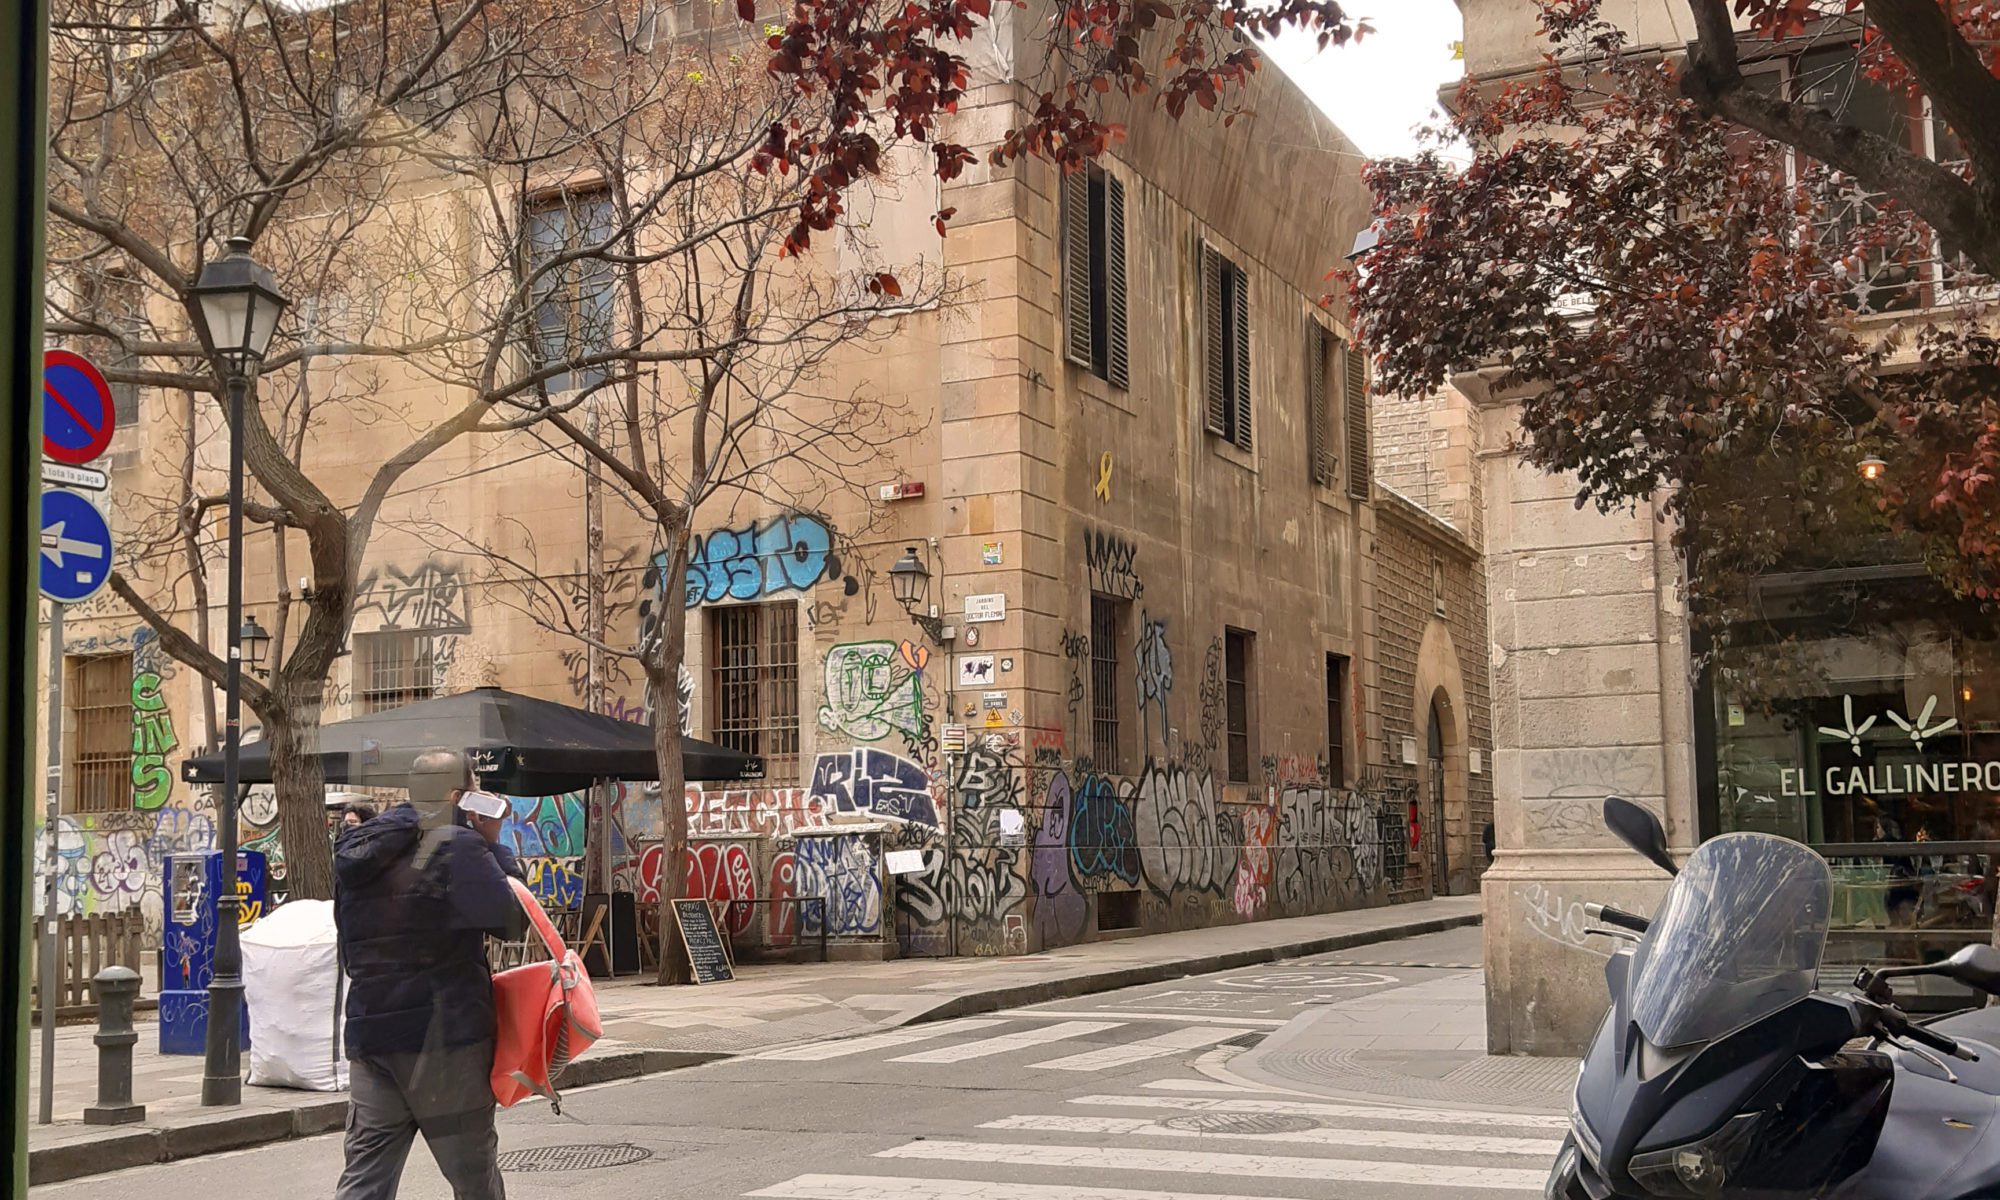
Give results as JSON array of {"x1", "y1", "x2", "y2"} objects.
[{"x1": 1260, "y1": 0, "x2": 1466, "y2": 160}]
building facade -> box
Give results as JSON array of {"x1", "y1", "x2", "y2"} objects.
[
  {"x1": 1457, "y1": 0, "x2": 2000, "y2": 1054},
  {"x1": 36, "y1": 9, "x2": 1495, "y2": 963}
]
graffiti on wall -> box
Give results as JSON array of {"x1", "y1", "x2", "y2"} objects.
[
  {"x1": 130, "y1": 671, "x2": 179, "y2": 811},
  {"x1": 1060, "y1": 628, "x2": 1090, "y2": 722},
  {"x1": 794, "y1": 833, "x2": 884, "y2": 937},
  {"x1": 807, "y1": 748, "x2": 938, "y2": 827},
  {"x1": 684, "y1": 512, "x2": 851, "y2": 609},
  {"x1": 1084, "y1": 528, "x2": 1144, "y2": 600},
  {"x1": 819, "y1": 640, "x2": 924, "y2": 742},
  {"x1": 34, "y1": 800, "x2": 220, "y2": 938},
  {"x1": 1135, "y1": 612, "x2": 1174, "y2": 752},
  {"x1": 1064, "y1": 769, "x2": 1140, "y2": 887},
  {"x1": 355, "y1": 559, "x2": 472, "y2": 632},
  {"x1": 954, "y1": 740, "x2": 1024, "y2": 811}
]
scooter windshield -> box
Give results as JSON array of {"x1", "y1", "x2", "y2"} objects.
[{"x1": 1629, "y1": 832, "x2": 1831, "y2": 1050}]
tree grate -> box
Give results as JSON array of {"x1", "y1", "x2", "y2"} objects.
[{"x1": 496, "y1": 1143, "x2": 655, "y2": 1173}]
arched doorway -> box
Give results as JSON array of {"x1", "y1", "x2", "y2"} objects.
[{"x1": 1412, "y1": 618, "x2": 1471, "y2": 896}]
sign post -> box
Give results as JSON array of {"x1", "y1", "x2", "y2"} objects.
[{"x1": 37, "y1": 349, "x2": 115, "y2": 1125}]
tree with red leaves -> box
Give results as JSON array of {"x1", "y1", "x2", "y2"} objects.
[{"x1": 1349, "y1": 1, "x2": 2000, "y2": 690}]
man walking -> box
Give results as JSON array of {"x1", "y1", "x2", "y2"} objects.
[{"x1": 334, "y1": 749, "x2": 523, "y2": 1199}]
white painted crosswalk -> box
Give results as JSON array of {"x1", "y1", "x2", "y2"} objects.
[
  {"x1": 1030, "y1": 1026, "x2": 1242, "y2": 1072},
  {"x1": 745, "y1": 1076, "x2": 1564, "y2": 1200},
  {"x1": 750, "y1": 1020, "x2": 1010, "y2": 1062},
  {"x1": 888, "y1": 1019, "x2": 1124, "y2": 1064}
]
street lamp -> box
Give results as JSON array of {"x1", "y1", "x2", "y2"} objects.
[
  {"x1": 889, "y1": 545, "x2": 929, "y2": 611},
  {"x1": 1859, "y1": 455, "x2": 1888, "y2": 483},
  {"x1": 190, "y1": 235, "x2": 288, "y2": 1107},
  {"x1": 240, "y1": 617, "x2": 272, "y2": 677}
]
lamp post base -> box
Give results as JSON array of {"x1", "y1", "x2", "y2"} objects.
[{"x1": 199, "y1": 978, "x2": 245, "y2": 1106}]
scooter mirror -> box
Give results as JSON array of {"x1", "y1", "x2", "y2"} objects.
[
  {"x1": 1603, "y1": 796, "x2": 1677, "y2": 876},
  {"x1": 1940, "y1": 944, "x2": 2000, "y2": 997}
]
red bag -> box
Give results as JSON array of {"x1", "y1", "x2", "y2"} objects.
[{"x1": 491, "y1": 879, "x2": 602, "y2": 1111}]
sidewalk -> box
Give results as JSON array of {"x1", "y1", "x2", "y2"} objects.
[
  {"x1": 27, "y1": 894, "x2": 1480, "y2": 1185},
  {"x1": 1222, "y1": 965, "x2": 1577, "y2": 1115}
]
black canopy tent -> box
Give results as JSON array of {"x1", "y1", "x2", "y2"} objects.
[{"x1": 182, "y1": 686, "x2": 763, "y2": 793}]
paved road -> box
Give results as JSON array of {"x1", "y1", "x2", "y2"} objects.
[{"x1": 36, "y1": 926, "x2": 1566, "y2": 1199}]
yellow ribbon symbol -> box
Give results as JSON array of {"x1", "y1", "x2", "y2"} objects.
[{"x1": 1094, "y1": 451, "x2": 1113, "y2": 503}]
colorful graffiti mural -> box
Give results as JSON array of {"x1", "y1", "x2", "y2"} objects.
[
  {"x1": 130, "y1": 671, "x2": 179, "y2": 811},
  {"x1": 818, "y1": 640, "x2": 923, "y2": 742},
  {"x1": 683, "y1": 512, "x2": 847, "y2": 609},
  {"x1": 807, "y1": 748, "x2": 938, "y2": 826}
]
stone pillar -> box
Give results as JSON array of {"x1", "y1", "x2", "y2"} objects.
[{"x1": 1466, "y1": 376, "x2": 1697, "y2": 1055}]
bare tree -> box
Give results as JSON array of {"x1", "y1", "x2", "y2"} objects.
[
  {"x1": 424, "y1": 23, "x2": 946, "y2": 981},
  {"x1": 45, "y1": 0, "x2": 804, "y2": 896}
]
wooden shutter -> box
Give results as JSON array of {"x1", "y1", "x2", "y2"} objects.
[
  {"x1": 1062, "y1": 169, "x2": 1092, "y2": 370},
  {"x1": 1105, "y1": 174, "x2": 1129, "y2": 389},
  {"x1": 1308, "y1": 319, "x2": 1333, "y2": 486},
  {"x1": 1230, "y1": 263, "x2": 1251, "y2": 451},
  {"x1": 1344, "y1": 339, "x2": 1371, "y2": 500},
  {"x1": 1201, "y1": 243, "x2": 1227, "y2": 437}
]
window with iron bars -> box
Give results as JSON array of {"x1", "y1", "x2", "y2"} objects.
[
  {"x1": 1090, "y1": 595, "x2": 1124, "y2": 770},
  {"x1": 709, "y1": 602, "x2": 800, "y2": 783},
  {"x1": 354, "y1": 630, "x2": 441, "y2": 714},
  {"x1": 66, "y1": 653, "x2": 132, "y2": 813}
]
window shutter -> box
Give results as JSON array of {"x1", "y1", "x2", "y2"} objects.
[
  {"x1": 1062, "y1": 169, "x2": 1092, "y2": 370},
  {"x1": 1308, "y1": 320, "x2": 1332, "y2": 486},
  {"x1": 1344, "y1": 339, "x2": 1371, "y2": 500},
  {"x1": 1230, "y1": 265, "x2": 1251, "y2": 451},
  {"x1": 1105, "y1": 174, "x2": 1129, "y2": 389},
  {"x1": 1202, "y1": 243, "x2": 1227, "y2": 437}
]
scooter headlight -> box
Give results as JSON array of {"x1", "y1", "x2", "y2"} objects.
[{"x1": 1627, "y1": 1113, "x2": 1761, "y2": 1198}]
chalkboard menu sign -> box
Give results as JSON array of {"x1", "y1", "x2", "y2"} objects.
[{"x1": 672, "y1": 899, "x2": 735, "y2": 984}]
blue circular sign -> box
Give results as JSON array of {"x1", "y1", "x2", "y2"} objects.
[
  {"x1": 43, "y1": 349, "x2": 116, "y2": 465},
  {"x1": 40, "y1": 488, "x2": 114, "y2": 604}
]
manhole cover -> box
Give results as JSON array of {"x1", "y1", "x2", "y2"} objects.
[
  {"x1": 497, "y1": 1143, "x2": 654, "y2": 1173},
  {"x1": 1162, "y1": 1113, "x2": 1321, "y2": 1135}
]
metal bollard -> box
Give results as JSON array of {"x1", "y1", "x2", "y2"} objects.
[{"x1": 84, "y1": 966, "x2": 146, "y2": 1125}]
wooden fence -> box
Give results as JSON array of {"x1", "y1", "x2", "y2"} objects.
[{"x1": 29, "y1": 911, "x2": 147, "y2": 1015}]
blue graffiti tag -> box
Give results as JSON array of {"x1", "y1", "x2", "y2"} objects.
[
  {"x1": 807, "y1": 748, "x2": 939, "y2": 827},
  {"x1": 684, "y1": 513, "x2": 839, "y2": 608},
  {"x1": 1068, "y1": 772, "x2": 1141, "y2": 885}
]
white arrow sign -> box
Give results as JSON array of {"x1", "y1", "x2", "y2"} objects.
[{"x1": 41, "y1": 520, "x2": 107, "y2": 569}]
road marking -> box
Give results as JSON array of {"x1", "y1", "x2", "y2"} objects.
[
  {"x1": 874, "y1": 1139, "x2": 1545, "y2": 1191},
  {"x1": 890, "y1": 1020, "x2": 1123, "y2": 1064},
  {"x1": 749, "y1": 1174, "x2": 1404, "y2": 1200},
  {"x1": 996, "y1": 1009, "x2": 1286, "y2": 1027},
  {"x1": 751, "y1": 1020, "x2": 1010, "y2": 1061},
  {"x1": 1032, "y1": 1027, "x2": 1242, "y2": 1072},
  {"x1": 980, "y1": 1113, "x2": 1563, "y2": 1156},
  {"x1": 1141, "y1": 1078, "x2": 1298, "y2": 1094},
  {"x1": 1073, "y1": 1093, "x2": 1571, "y2": 1130}
]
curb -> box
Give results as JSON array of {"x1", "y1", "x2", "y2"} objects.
[
  {"x1": 28, "y1": 910, "x2": 1477, "y2": 1185},
  {"x1": 913, "y1": 911, "x2": 1482, "y2": 1023}
]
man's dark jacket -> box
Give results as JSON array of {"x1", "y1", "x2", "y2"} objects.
[{"x1": 334, "y1": 803, "x2": 521, "y2": 1059}]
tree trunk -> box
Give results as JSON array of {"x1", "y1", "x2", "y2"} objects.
[
  {"x1": 266, "y1": 700, "x2": 334, "y2": 900},
  {"x1": 651, "y1": 532, "x2": 693, "y2": 985}
]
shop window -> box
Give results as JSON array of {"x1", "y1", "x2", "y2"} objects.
[
  {"x1": 66, "y1": 653, "x2": 132, "y2": 813},
  {"x1": 709, "y1": 602, "x2": 800, "y2": 783}
]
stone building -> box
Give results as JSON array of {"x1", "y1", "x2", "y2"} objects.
[
  {"x1": 36, "y1": 7, "x2": 1495, "y2": 962},
  {"x1": 1456, "y1": 0, "x2": 2000, "y2": 1054}
]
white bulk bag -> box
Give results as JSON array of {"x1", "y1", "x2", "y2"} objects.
[{"x1": 243, "y1": 899, "x2": 349, "y2": 1091}]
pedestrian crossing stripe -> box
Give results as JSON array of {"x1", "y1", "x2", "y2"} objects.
[
  {"x1": 1071, "y1": 1093, "x2": 1571, "y2": 1131},
  {"x1": 873, "y1": 1139, "x2": 1547, "y2": 1191},
  {"x1": 749, "y1": 1176, "x2": 1521, "y2": 1200},
  {"x1": 1312, "y1": 961, "x2": 1479, "y2": 970},
  {"x1": 749, "y1": 1174, "x2": 1535, "y2": 1200},
  {"x1": 889, "y1": 1020, "x2": 1123, "y2": 1064},
  {"x1": 1031, "y1": 1027, "x2": 1242, "y2": 1072},
  {"x1": 751, "y1": 1020, "x2": 1010, "y2": 1062},
  {"x1": 980, "y1": 1113, "x2": 1564, "y2": 1157}
]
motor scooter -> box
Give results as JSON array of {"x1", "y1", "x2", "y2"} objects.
[{"x1": 1548, "y1": 796, "x2": 2000, "y2": 1199}]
